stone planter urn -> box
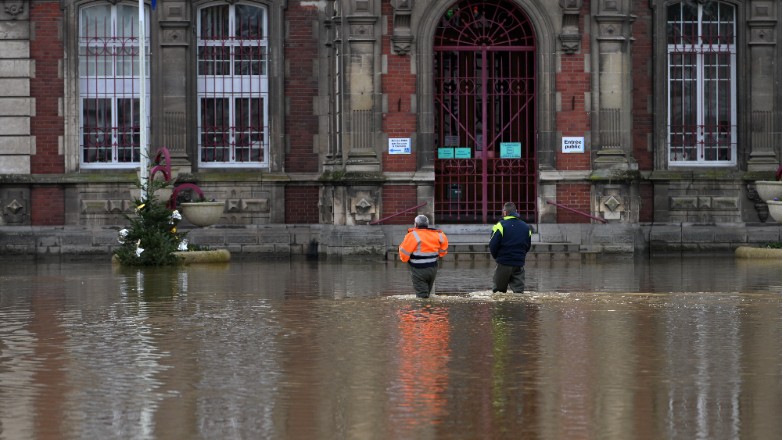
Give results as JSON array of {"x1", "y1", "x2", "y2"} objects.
[
  {"x1": 754, "y1": 181, "x2": 782, "y2": 202},
  {"x1": 180, "y1": 201, "x2": 224, "y2": 227},
  {"x1": 766, "y1": 200, "x2": 782, "y2": 223}
]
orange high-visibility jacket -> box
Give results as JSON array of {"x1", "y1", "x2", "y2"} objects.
[{"x1": 399, "y1": 227, "x2": 448, "y2": 268}]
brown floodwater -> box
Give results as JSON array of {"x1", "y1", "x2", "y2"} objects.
[{"x1": 1, "y1": 255, "x2": 781, "y2": 439}]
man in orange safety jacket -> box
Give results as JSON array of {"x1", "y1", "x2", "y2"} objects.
[{"x1": 398, "y1": 215, "x2": 449, "y2": 298}]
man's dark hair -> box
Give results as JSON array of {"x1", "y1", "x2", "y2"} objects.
[{"x1": 503, "y1": 202, "x2": 517, "y2": 214}]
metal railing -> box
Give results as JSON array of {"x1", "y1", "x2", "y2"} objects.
[
  {"x1": 546, "y1": 200, "x2": 607, "y2": 224},
  {"x1": 370, "y1": 202, "x2": 428, "y2": 225}
]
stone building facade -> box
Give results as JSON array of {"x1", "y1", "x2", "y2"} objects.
[{"x1": 0, "y1": 0, "x2": 781, "y2": 228}]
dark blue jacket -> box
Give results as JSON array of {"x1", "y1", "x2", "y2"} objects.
[{"x1": 489, "y1": 214, "x2": 532, "y2": 266}]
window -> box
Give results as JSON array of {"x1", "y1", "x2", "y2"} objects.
[
  {"x1": 79, "y1": 3, "x2": 149, "y2": 167},
  {"x1": 197, "y1": 3, "x2": 269, "y2": 167},
  {"x1": 667, "y1": 1, "x2": 736, "y2": 165}
]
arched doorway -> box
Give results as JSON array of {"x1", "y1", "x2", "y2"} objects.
[{"x1": 434, "y1": 0, "x2": 536, "y2": 224}]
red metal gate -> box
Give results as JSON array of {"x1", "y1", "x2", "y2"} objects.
[{"x1": 434, "y1": 1, "x2": 536, "y2": 224}]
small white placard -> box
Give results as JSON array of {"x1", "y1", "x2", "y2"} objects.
[
  {"x1": 388, "y1": 138, "x2": 411, "y2": 154},
  {"x1": 562, "y1": 136, "x2": 585, "y2": 154}
]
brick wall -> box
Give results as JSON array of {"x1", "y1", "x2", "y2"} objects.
[
  {"x1": 30, "y1": 1, "x2": 64, "y2": 175},
  {"x1": 285, "y1": 186, "x2": 319, "y2": 223},
  {"x1": 381, "y1": 185, "x2": 418, "y2": 225},
  {"x1": 382, "y1": 152, "x2": 418, "y2": 172},
  {"x1": 284, "y1": 4, "x2": 319, "y2": 172},
  {"x1": 31, "y1": 187, "x2": 65, "y2": 225},
  {"x1": 556, "y1": 183, "x2": 591, "y2": 223},
  {"x1": 555, "y1": 4, "x2": 591, "y2": 172},
  {"x1": 381, "y1": 3, "x2": 417, "y2": 172},
  {"x1": 30, "y1": 2, "x2": 65, "y2": 226}
]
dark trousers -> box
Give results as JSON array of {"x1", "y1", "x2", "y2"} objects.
[
  {"x1": 493, "y1": 263, "x2": 525, "y2": 293},
  {"x1": 409, "y1": 265, "x2": 438, "y2": 298}
]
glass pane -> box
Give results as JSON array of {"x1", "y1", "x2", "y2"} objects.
[
  {"x1": 234, "y1": 45, "x2": 266, "y2": 76},
  {"x1": 80, "y1": 5, "x2": 113, "y2": 77},
  {"x1": 702, "y1": 2, "x2": 718, "y2": 22},
  {"x1": 200, "y1": 98, "x2": 230, "y2": 162},
  {"x1": 116, "y1": 42, "x2": 141, "y2": 77},
  {"x1": 234, "y1": 98, "x2": 264, "y2": 162},
  {"x1": 117, "y1": 98, "x2": 140, "y2": 163},
  {"x1": 235, "y1": 5, "x2": 265, "y2": 39},
  {"x1": 666, "y1": 3, "x2": 681, "y2": 45},
  {"x1": 116, "y1": 4, "x2": 140, "y2": 40},
  {"x1": 79, "y1": 43, "x2": 113, "y2": 77},
  {"x1": 682, "y1": 2, "x2": 697, "y2": 21},
  {"x1": 198, "y1": 46, "x2": 231, "y2": 75},
  {"x1": 82, "y1": 99, "x2": 112, "y2": 163},
  {"x1": 80, "y1": 5, "x2": 111, "y2": 39},
  {"x1": 200, "y1": 5, "x2": 229, "y2": 40}
]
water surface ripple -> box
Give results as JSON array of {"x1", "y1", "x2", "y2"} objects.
[{"x1": 1, "y1": 256, "x2": 781, "y2": 439}]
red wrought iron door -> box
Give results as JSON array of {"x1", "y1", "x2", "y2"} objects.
[{"x1": 434, "y1": 1, "x2": 536, "y2": 224}]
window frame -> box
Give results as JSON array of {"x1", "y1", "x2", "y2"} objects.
[
  {"x1": 665, "y1": 0, "x2": 738, "y2": 167},
  {"x1": 78, "y1": 2, "x2": 151, "y2": 169},
  {"x1": 196, "y1": 2, "x2": 270, "y2": 168}
]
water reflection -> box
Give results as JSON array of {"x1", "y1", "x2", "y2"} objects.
[
  {"x1": 1, "y1": 256, "x2": 781, "y2": 439},
  {"x1": 390, "y1": 304, "x2": 451, "y2": 438}
]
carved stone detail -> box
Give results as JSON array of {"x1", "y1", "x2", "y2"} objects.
[
  {"x1": 350, "y1": 24, "x2": 373, "y2": 39},
  {"x1": 162, "y1": 28, "x2": 187, "y2": 45},
  {"x1": 225, "y1": 198, "x2": 270, "y2": 213},
  {"x1": 0, "y1": 0, "x2": 26, "y2": 20},
  {"x1": 559, "y1": 0, "x2": 583, "y2": 54},
  {"x1": 391, "y1": 0, "x2": 413, "y2": 55},
  {"x1": 2, "y1": 196, "x2": 27, "y2": 225},
  {"x1": 349, "y1": 188, "x2": 378, "y2": 224}
]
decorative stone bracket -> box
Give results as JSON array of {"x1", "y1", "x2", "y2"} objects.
[
  {"x1": 2, "y1": 196, "x2": 27, "y2": 225},
  {"x1": 390, "y1": 0, "x2": 413, "y2": 54},
  {"x1": 559, "y1": 0, "x2": 583, "y2": 54},
  {"x1": 349, "y1": 188, "x2": 378, "y2": 224}
]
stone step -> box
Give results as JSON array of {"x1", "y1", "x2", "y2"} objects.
[{"x1": 388, "y1": 242, "x2": 586, "y2": 261}]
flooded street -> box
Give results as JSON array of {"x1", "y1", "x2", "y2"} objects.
[{"x1": 1, "y1": 255, "x2": 781, "y2": 439}]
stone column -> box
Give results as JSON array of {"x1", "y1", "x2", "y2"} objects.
[
  {"x1": 592, "y1": 0, "x2": 635, "y2": 169},
  {"x1": 157, "y1": 1, "x2": 192, "y2": 175},
  {"x1": 0, "y1": 0, "x2": 31, "y2": 225},
  {"x1": 322, "y1": 1, "x2": 382, "y2": 225},
  {"x1": 343, "y1": 0, "x2": 380, "y2": 173},
  {"x1": 0, "y1": 0, "x2": 31, "y2": 175},
  {"x1": 746, "y1": 0, "x2": 779, "y2": 171}
]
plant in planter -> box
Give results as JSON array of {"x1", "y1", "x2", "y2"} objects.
[
  {"x1": 754, "y1": 164, "x2": 782, "y2": 201},
  {"x1": 114, "y1": 178, "x2": 190, "y2": 266},
  {"x1": 172, "y1": 184, "x2": 224, "y2": 227},
  {"x1": 748, "y1": 164, "x2": 782, "y2": 222}
]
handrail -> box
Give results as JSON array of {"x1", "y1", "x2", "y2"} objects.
[
  {"x1": 370, "y1": 202, "x2": 428, "y2": 225},
  {"x1": 546, "y1": 199, "x2": 607, "y2": 224}
]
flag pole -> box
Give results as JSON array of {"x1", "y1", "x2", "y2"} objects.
[{"x1": 138, "y1": 0, "x2": 148, "y2": 200}]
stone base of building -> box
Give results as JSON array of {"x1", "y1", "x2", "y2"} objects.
[{"x1": 3, "y1": 223, "x2": 782, "y2": 259}]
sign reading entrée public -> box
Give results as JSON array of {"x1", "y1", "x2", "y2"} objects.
[{"x1": 562, "y1": 137, "x2": 585, "y2": 154}]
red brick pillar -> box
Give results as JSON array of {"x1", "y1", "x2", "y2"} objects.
[{"x1": 30, "y1": 1, "x2": 65, "y2": 225}]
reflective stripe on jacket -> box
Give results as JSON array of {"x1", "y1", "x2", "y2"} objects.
[{"x1": 399, "y1": 227, "x2": 449, "y2": 268}]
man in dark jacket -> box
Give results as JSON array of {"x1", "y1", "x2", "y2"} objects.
[{"x1": 489, "y1": 202, "x2": 532, "y2": 293}]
